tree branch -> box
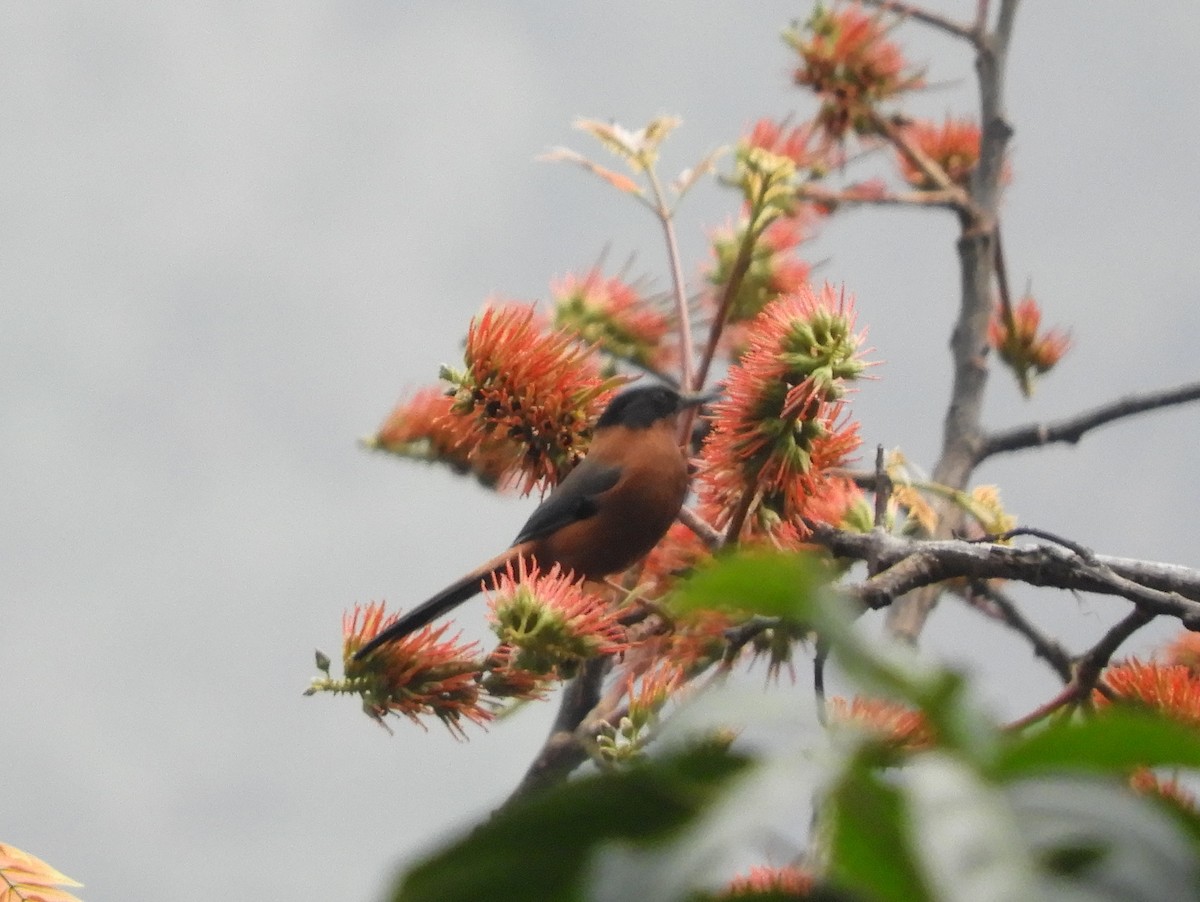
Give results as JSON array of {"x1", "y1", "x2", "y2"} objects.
[
  {"x1": 978, "y1": 380, "x2": 1200, "y2": 461},
  {"x1": 957, "y1": 582, "x2": 1072, "y2": 682},
  {"x1": 860, "y1": 0, "x2": 980, "y2": 44},
  {"x1": 884, "y1": 0, "x2": 1021, "y2": 641},
  {"x1": 807, "y1": 523, "x2": 1200, "y2": 622},
  {"x1": 799, "y1": 183, "x2": 963, "y2": 211},
  {"x1": 507, "y1": 656, "x2": 611, "y2": 802},
  {"x1": 644, "y1": 166, "x2": 696, "y2": 393},
  {"x1": 1004, "y1": 606, "x2": 1153, "y2": 732}
]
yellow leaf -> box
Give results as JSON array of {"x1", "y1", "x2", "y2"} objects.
[
  {"x1": 965, "y1": 484, "x2": 1016, "y2": 537},
  {"x1": 538, "y1": 146, "x2": 644, "y2": 197},
  {"x1": 892, "y1": 484, "x2": 938, "y2": 534},
  {"x1": 0, "y1": 843, "x2": 83, "y2": 902}
]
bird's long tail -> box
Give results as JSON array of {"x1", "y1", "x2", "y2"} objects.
[{"x1": 353, "y1": 547, "x2": 521, "y2": 660}]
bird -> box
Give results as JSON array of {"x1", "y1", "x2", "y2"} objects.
[{"x1": 354, "y1": 384, "x2": 708, "y2": 660}]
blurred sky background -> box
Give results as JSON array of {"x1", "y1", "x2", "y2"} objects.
[{"x1": 4, "y1": 2, "x2": 1200, "y2": 900}]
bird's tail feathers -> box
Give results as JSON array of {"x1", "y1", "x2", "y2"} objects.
[{"x1": 352, "y1": 548, "x2": 521, "y2": 660}]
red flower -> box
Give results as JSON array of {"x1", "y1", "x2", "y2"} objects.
[
  {"x1": 786, "y1": 3, "x2": 923, "y2": 139},
  {"x1": 486, "y1": 557, "x2": 627, "y2": 676},
  {"x1": 447, "y1": 303, "x2": 623, "y2": 494},
  {"x1": 625, "y1": 660, "x2": 685, "y2": 724},
  {"x1": 696, "y1": 286, "x2": 867, "y2": 540},
  {"x1": 744, "y1": 118, "x2": 836, "y2": 174},
  {"x1": 551, "y1": 269, "x2": 674, "y2": 371},
  {"x1": 1096, "y1": 659, "x2": 1200, "y2": 728},
  {"x1": 478, "y1": 643, "x2": 556, "y2": 702},
  {"x1": 827, "y1": 695, "x2": 933, "y2": 751},
  {"x1": 988, "y1": 296, "x2": 1071, "y2": 397},
  {"x1": 897, "y1": 117, "x2": 998, "y2": 190},
  {"x1": 659, "y1": 606, "x2": 738, "y2": 672},
  {"x1": 723, "y1": 865, "x2": 815, "y2": 898},
  {"x1": 325, "y1": 602, "x2": 490, "y2": 738},
  {"x1": 368, "y1": 387, "x2": 517, "y2": 488}
]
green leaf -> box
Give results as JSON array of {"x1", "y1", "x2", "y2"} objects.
[
  {"x1": 828, "y1": 750, "x2": 930, "y2": 902},
  {"x1": 669, "y1": 549, "x2": 827, "y2": 620},
  {"x1": 904, "y1": 752, "x2": 1041, "y2": 902},
  {"x1": 994, "y1": 709, "x2": 1200, "y2": 780},
  {"x1": 670, "y1": 549, "x2": 998, "y2": 762},
  {"x1": 392, "y1": 745, "x2": 750, "y2": 902}
]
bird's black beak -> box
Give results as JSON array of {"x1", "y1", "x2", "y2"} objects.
[{"x1": 676, "y1": 388, "x2": 721, "y2": 411}]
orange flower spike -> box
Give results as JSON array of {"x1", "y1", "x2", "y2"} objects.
[
  {"x1": 368, "y1": 387, "x2": 516, "y2": 487},
  {"x1": 988, "y1": 295, "x2": 1071, "y2": 396},
  {"x1": 723, "y1": 864, "x2": 816, "y2": 898},
  {"x1": 479, "y1": 643, "x2": 556, "y2": 702},
  {"x1": 744, "y1": 117, "x2": 836, "y2": 175},
  {"x1": 626, "y1": 661, "x2": 685, "y2": 726},
  {"x1": 897, "y1": 117, "x2": 1001, "y2": 190},
  {"x1": 448, "y1": 303, "x2": 622, "y2": 493},
  {"x1": 486, "y1": 558, "x2": 628, "y2": 677},
  {"x1": 827, "y1": 695, "x2": 933, "y2": 751},
  {"x1": 551, "y1": 269, "x2": 674, "y2": 371},
  {"x1": 1096, "y1": 659, "x2": 1200, "y2": 729},
  {"x1": 661, "y1": 607, "x2": 738, "y2": 671},
  {"x1": 334, "y1": 602, "x2": 491, "y2": 738},
  {"x1": 786, "y1": 3, "x2": 923, "y2": 139},
  {"x1": 698, "y1": 286, "x2": 867, "y2": 507}
]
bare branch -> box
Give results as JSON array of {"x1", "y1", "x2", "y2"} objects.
[
  {"x1": 808, "y1": 524, "x2": 1200, "y2": 621},
  {"x1": 507, "y1": 657, "x2": 611, "y2": 802},
  {"x1": 799, "y1": 183, "x2": 964, "y2": 211},
  {"x1": 679, "y1": 505, "x2": 723, "y2": 550},
  {"x1": 957, "y1": 582, "x2": 1073, "y2": 682},
  {"x1": 643, "y1": 166, "x2": 696, "y2": 393},
  {"x1": 885, "y1": 0, "x2": 1021, "y2": 641},
  {"x1": 1005, "y1": 605, "x2": 1154, "y2": 732},
  {"x1": 978, "y1": 380, "x2": 1200, "y2": 461},
  {"x1": 1075, "y1": 607, "x2": 1155, "y2": 691},
  {"x1": 872, "y1": 112, "x2": 974, "y2": 207},
  {"x1": 861, "y1": 0, "x2": 979, "y2": 44}
]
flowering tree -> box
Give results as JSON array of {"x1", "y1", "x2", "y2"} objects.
[{"x1": 309, "y1": 3, "x2": 1200, "y2": 899}]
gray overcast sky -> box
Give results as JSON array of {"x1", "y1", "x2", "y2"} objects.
[{"x1": 3, "y1": 3, "x2": 1199, "y2": 900}]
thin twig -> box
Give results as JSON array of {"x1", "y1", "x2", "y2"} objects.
[
  {"x1": 861, "y1": 0, "x2": 979, "y2": 44},
  {"x1": 1074, "y1": 607, "x2": 1155, "y2": 693},
  {"x1": 974, "y1": 526, "x2": 1095, "y2": 560},
  {"x1": 799, "y1": 183, "x2": 963, "y2": 211},
  {"x1": 693, "y1": 181, "x2": 770, "y2": 392},
  {"x1": 644, "y1": 166, "x2": 696, "y2": 394},
  {"x1": 1004, "y1": 681, "x2": 1081, "y2": 732},
  {"x1": 678, "y1": 505, "x2": 723, "y2": 550},
  {"x1": 1004, "y1": 605, "x2": 1154, "y2": 732},
  {"x1": 870, "y1": 112, "x2": 967, "y2": 203},
  {"x1": 959, "y1": 582, "x2": 1072, "y2": 682},
  {"x1": 974, "y1": 0, "x2": 991, "y2": 34},
  {"x1": 993, "y1": 220, "x2": 1016, "y2": 332},
  {"x1": 978, "y1": 380, "x2": 1200, "y2": 461},
  {"x1": 724, "y1": 485, "x2": 759, "y2": 547},
  {"x1": 868, "y1": 445, "x2": 892, "y2": 577}
]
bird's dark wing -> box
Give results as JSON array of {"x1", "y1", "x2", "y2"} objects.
[{"x1": 510, "y1": 461, "x2": 621, "y2": 547}]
